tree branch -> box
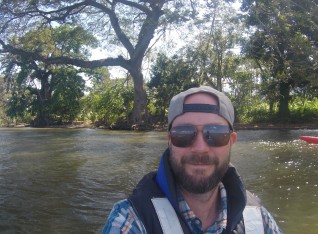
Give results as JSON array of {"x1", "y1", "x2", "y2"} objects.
[
  {"x1": 85, "y1": 0, "x2": 135, "y2": 55},
  {"x1": 116, "y1": 0, "x2": 151, "y2": 15},
  {"x1": 0, "y1": 38, "x2": 131, "y2": 70},
  {"x1": 45, "y1": 55, "x2": 130, "y2": 70}
]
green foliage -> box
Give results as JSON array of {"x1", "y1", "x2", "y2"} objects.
[
  {"x1": 1, "y1": 25, "x2": 100, "y2": 126},
  {"x1": 237, "y1": 96, "x2": 318, "y2": 124},
  {"x1": 239, "y1": 102, "x2": 276, "y2": 124},
  {"x1": 1, "y1": 1, "x2": 317, "y2": 128},
  {"x1": 49, "y1": 66, "x2": 86, "y2": 123},
  {"x1": 289, "y1": 97, "x2": 318, "y2": 122},
  {"x1": 53, "y1": 25, "x2": 99, "y2": 57},
  {"x1": 5, "y1": 89, "x2": 34, "y2": 123},
  {"x1": 0, "y1": 77, "x2": 12, "y2": 126},
  {"x1": 241, "y1": 0, "x2": 318, "y2": 120},
  {"x1": 3, "y1": 65, "x2": 90, "y2": 126},
  {"x1": 147, "y1": 53, "x2": 199, "y2": 122},
  {"x1": 228, "y1": 65, "x2": 261, "y2": 121},
  {"x1": 185, "y1": 0, "x2": 242, "y2": 91},
  {"x1": 0, "y1": 0, "x2": 249, "y2": 125},
  {"x1": 15, "y1": 25, "x2": 98, "y2": 58},
  {"x1": 82, "y1": 77, "x2": 134, "y2": 127}
]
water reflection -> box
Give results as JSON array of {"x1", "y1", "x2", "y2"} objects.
[
  {"x1": 233, "y1": 130, "x2": 318, "y2": 233},
  {"x1": 0, "y1": 128, "x2": 317, "y2": 233}
]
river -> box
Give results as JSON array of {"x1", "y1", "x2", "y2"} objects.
[{"x1": 0, "y1": 128, "x2": 317, "y2": 233}]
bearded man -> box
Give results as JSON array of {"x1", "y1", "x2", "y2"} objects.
[{"x1": 103, "y1": 86, "x2": 282, "y2": 234}]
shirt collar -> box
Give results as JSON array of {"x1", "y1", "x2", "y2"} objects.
[{"x1": 177, "y1": 183, "x2": 228, "y2": 233}]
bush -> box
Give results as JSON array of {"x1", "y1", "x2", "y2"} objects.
[
  {"x1": 236, "y1": 97, "x2": 318, "y2": 124},
  {"x1": 289, "y1": 97, "x2": 318, "y2": 122}
]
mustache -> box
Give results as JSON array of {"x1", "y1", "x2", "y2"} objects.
[{"x1": 181, "y1": 155, "x2": 219, "y2": 165}]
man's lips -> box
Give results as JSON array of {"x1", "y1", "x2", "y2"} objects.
[{"x1": 187, "y1": 162, "x2": 212, "y2": 165}]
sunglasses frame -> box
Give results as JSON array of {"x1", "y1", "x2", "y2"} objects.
[{"x1": 169, "y1": 124, "x2": 232, "y2": 148}]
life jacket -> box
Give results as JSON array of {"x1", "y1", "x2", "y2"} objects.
[
  {"x1": 128, "y1": 149, "x2": 262, "y2": 234},
  {"x1": 149, "y1": 196, "x2": 264, "y2": 234}
]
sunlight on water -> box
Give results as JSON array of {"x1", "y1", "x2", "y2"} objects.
[{"x1": 239, "y1": 132, "x2": 318, "y2": 234}]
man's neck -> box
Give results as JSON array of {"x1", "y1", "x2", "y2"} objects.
[{"x1": 180, "y1": 184, "x2": 221, "y2": 231}]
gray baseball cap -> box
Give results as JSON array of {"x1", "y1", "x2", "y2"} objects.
[{"x1": 168, "y1": 86, "x2": 234, "y2": 129}]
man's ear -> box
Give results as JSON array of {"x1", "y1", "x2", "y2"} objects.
[{"x1": 230, "y1": 131, "x2": 237, "y2": 145}]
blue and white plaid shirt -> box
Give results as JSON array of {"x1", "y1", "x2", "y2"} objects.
[{"x1": 103, "y1": 183, "x2": 282, "y2": 234}]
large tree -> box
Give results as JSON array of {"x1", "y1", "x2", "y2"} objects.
[
  {"x1": 148, "y1": 1, "x2": 246, "y2": 122},
  {"x1": 1, "y1": 25, "x2": 98, "y2": 126},
  {"x1": 185, "y1": 0, "x2": 242, "y2": 91},
  {"x1": 241, "y1": 0, "x2": 318, "y2": 121},
  {"x1": 148, "y1": 53, "x2": 198, "y2": 122},
  {"x1": 0, "y1": 0, "x2": 199, "y2": 126}
]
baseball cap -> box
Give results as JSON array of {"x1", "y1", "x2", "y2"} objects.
[{"x1": 168, "y1": 86, "x2": 234, "y2": 129}]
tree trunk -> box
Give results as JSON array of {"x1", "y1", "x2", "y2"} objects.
[
  {"x1": 33, "y1": 74, "x2": 52, "y2": 127},
  {"x1": 130, "y1": 67, "x2": 147, "y2": 127},
  {"x1": 278, "y1": 81, "x2": 290, "y2": 121},
  {"x1": 216, "y1": 52, "x2": 223, "y2": 91}
]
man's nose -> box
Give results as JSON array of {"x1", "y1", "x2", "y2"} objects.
[{"x1": 190, "y1": 131, "x2": 209, "y2": 153}]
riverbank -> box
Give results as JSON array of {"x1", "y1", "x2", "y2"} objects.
[
  {"x1": 4, "y1": 121, "x2": 318, "y2": 130},
  {"x1": 234, "y1": 122, "x2": 318, "y2": 130}
]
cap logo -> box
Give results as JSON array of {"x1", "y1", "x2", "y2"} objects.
[{"x1": 183, "y1": 104, "x2": 219, "y2": 114}]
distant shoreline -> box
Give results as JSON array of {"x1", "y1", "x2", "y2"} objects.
[
  {"x1": 234, "y1": 122, "x2": 318, "y2": 130},
  {"x1": 3, "y1": 122, "x2": 318, "y2": 130}
]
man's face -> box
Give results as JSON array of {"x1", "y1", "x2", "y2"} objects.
[{"x1": 168, "y1": 93, "x2": 237, "y2": 194}]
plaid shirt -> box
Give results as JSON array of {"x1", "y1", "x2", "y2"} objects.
[
  {"x1": 179, "y1": 183, "x2": 228, "y2": 234},
  {"x1": 103, "y1": 183, "x2": 282, "y2": 234}
]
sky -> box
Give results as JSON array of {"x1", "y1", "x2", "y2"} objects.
[{"x1": 89, "y1": 0, "x2": 242, "y2": 81}]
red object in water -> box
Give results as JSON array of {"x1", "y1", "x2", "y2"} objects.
[{"x1": 299, "y1": 136, "x2": 318, "y2": 144}]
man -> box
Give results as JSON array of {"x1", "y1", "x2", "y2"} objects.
[{"x1": 103, "y1": 86, "x2": 282, "y2": 234}]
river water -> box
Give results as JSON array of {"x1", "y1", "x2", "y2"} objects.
[{"x1": 0, "y1": 128, "x2": 317, "y2": 233}]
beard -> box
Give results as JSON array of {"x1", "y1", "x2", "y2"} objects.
[{"x1": 169, "y1": 147, "x2": 230, "y2": 194}]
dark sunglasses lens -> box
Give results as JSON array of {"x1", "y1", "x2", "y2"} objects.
[
  {"x1": 170, "y1": 125, "x2": 196, "y2": 147},
  {"x1": 203, "y1": 125, "x2": 231, "y2": 147}
]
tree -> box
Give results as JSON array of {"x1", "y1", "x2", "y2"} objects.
[
  {"x1": 0, "y1": 76, "x2": 11, "y2": 126},
  {"x1": 185, "y1": 0, "x2": 242, "y2": 91},
  {"x1": 241, "y1": 0, "x2": 318, "y2": 121},
  {"x1": 148, "y1": 0, "x2": 247, "y2": 123},
  {"x1": 226, "y1": 57, "x2": 263, "y2": 122},
  {"x1": 148, "y1": 53, "x2": 198, "y2": 122},
  {"x1": 82, "y1": 75, "x2": 134, "y2": 128},
  {"x1": 1, "y1": 25, "x2": 98, "y2": 126},
  {"x1": 0, "y1": 0, "x2": 198, "y2": 126},
  {"x1": 49, "y1": 66, "x2": 86, "y2": 124}
]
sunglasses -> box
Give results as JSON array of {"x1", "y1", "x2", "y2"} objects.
[{"x1": 169, "y1": 124, "x2": 232, "y2": 148}]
